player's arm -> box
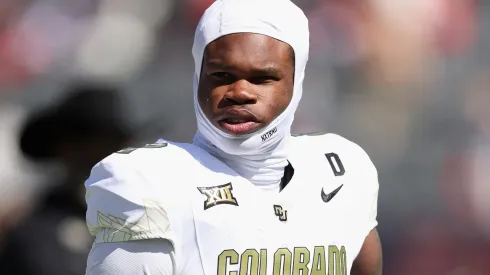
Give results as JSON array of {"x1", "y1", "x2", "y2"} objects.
[
  {"x1": 351, "y1": 228, "x2": 382, "y2": 275},
  {"x1": 348, "y1": 138, "x2": 382, "y2": 275}
]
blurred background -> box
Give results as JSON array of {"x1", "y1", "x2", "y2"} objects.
[{"x1": 0, "y1": 0, "x2": 488, "y2": 274}]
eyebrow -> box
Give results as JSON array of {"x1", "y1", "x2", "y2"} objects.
[{"x1": 206, "y1": 60, "x2": 283, "y2": 76}]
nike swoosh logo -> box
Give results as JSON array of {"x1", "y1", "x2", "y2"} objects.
[{"x1": 321, "y1": 184, "x2": 343, "y2": 203}]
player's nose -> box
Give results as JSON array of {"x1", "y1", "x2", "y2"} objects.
[{"x1": 223, "y1": 79, "x2": 258, "y2": 105}]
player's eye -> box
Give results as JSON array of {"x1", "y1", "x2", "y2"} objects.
[
  {"x1": 211, "y1": 72, "x2": 232, "y2": 80},
  {"x1": 250, "y1": 76, "x2": 277, "y2": 85}
]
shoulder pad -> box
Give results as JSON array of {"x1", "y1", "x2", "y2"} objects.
[
  {"x1": 291, "y1": 132, "x2": 378, "y2": 189},
  {"x1": 292, "y1": 132, "x2": 360, "y2": 152}
]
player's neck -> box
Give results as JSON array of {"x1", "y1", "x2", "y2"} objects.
[{"x1": 194, "y1": 134, "x2": 289, "y2": 186}]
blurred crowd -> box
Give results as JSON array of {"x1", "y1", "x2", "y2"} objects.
[{"x1": 0, "y1": 0, "x2": 489, "y2": 274}]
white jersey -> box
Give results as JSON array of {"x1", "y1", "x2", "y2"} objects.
[{"x1": 85, "y1": 133, "x2": 378, "y2": 275}]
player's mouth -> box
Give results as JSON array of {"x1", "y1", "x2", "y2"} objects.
[{"x1": 216, "y1": 109, "x2": 261, "y2": 135}]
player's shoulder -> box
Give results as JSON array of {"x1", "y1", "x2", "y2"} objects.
[
  {"x1": 89, "y1": 139, "x2": 235, "y2": 188},
  {"x1": 85, "y1": 139, "x2": 217, "y2": 206},
  {"x1": 292, "y1": 132, "x2": 369, "y2": 158},
  {"x1": 84, "y1": 139, "x2": 214, "y2": 244},
  {"x1": 291, "y1": 132, "x2": 376, "y2": 176},
  {"x1": 86, "y1": 140, "x2": 201, "y2": 195},
  {"x1": 100, "y1": 139, "x2": 206, "y2": 168}
]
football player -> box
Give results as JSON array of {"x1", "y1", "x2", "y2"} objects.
[{"x1": 85, "y1": 0, "x2": 382, "y2": 274}]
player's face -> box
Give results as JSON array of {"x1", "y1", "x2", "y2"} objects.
[{"x1": 198, "y1": 33, "x2": 294, "y2": 136}]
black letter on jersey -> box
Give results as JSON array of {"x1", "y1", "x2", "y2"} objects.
[
  {"x1": 273, "y1": 205, "x2": 287, "y2": 221},
  {"x1": 325, "y1": 153, "x2": 345, "y2": 176}
]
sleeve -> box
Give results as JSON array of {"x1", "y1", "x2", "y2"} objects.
[
  {"x1": 85, "y1": 155, "x2": 175, "y2": 245},
  {"x1": 85, "y1": 153, "x2": 205, "y2": 275},
  {"x1": 86, "y1": 240, "x2": 175, "y2": 275},
  {"x1": 362, "y1": 152, "x2": 379, "y2": 233},
  {"x1": 351, "y1": 140, "x2": 379, "y2": 235}
]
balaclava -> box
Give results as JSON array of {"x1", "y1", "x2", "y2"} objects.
[{"x1": 193, "y1": 0, "x2": 309, "y2": 187}]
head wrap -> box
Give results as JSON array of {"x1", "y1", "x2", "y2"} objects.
[{"x1": 193, "y1": 0, "x2": 309, "y2": 186}]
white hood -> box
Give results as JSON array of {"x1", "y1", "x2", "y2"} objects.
[{"x1": 192, "y1": 0, "x2": 309, "y2": 186}]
